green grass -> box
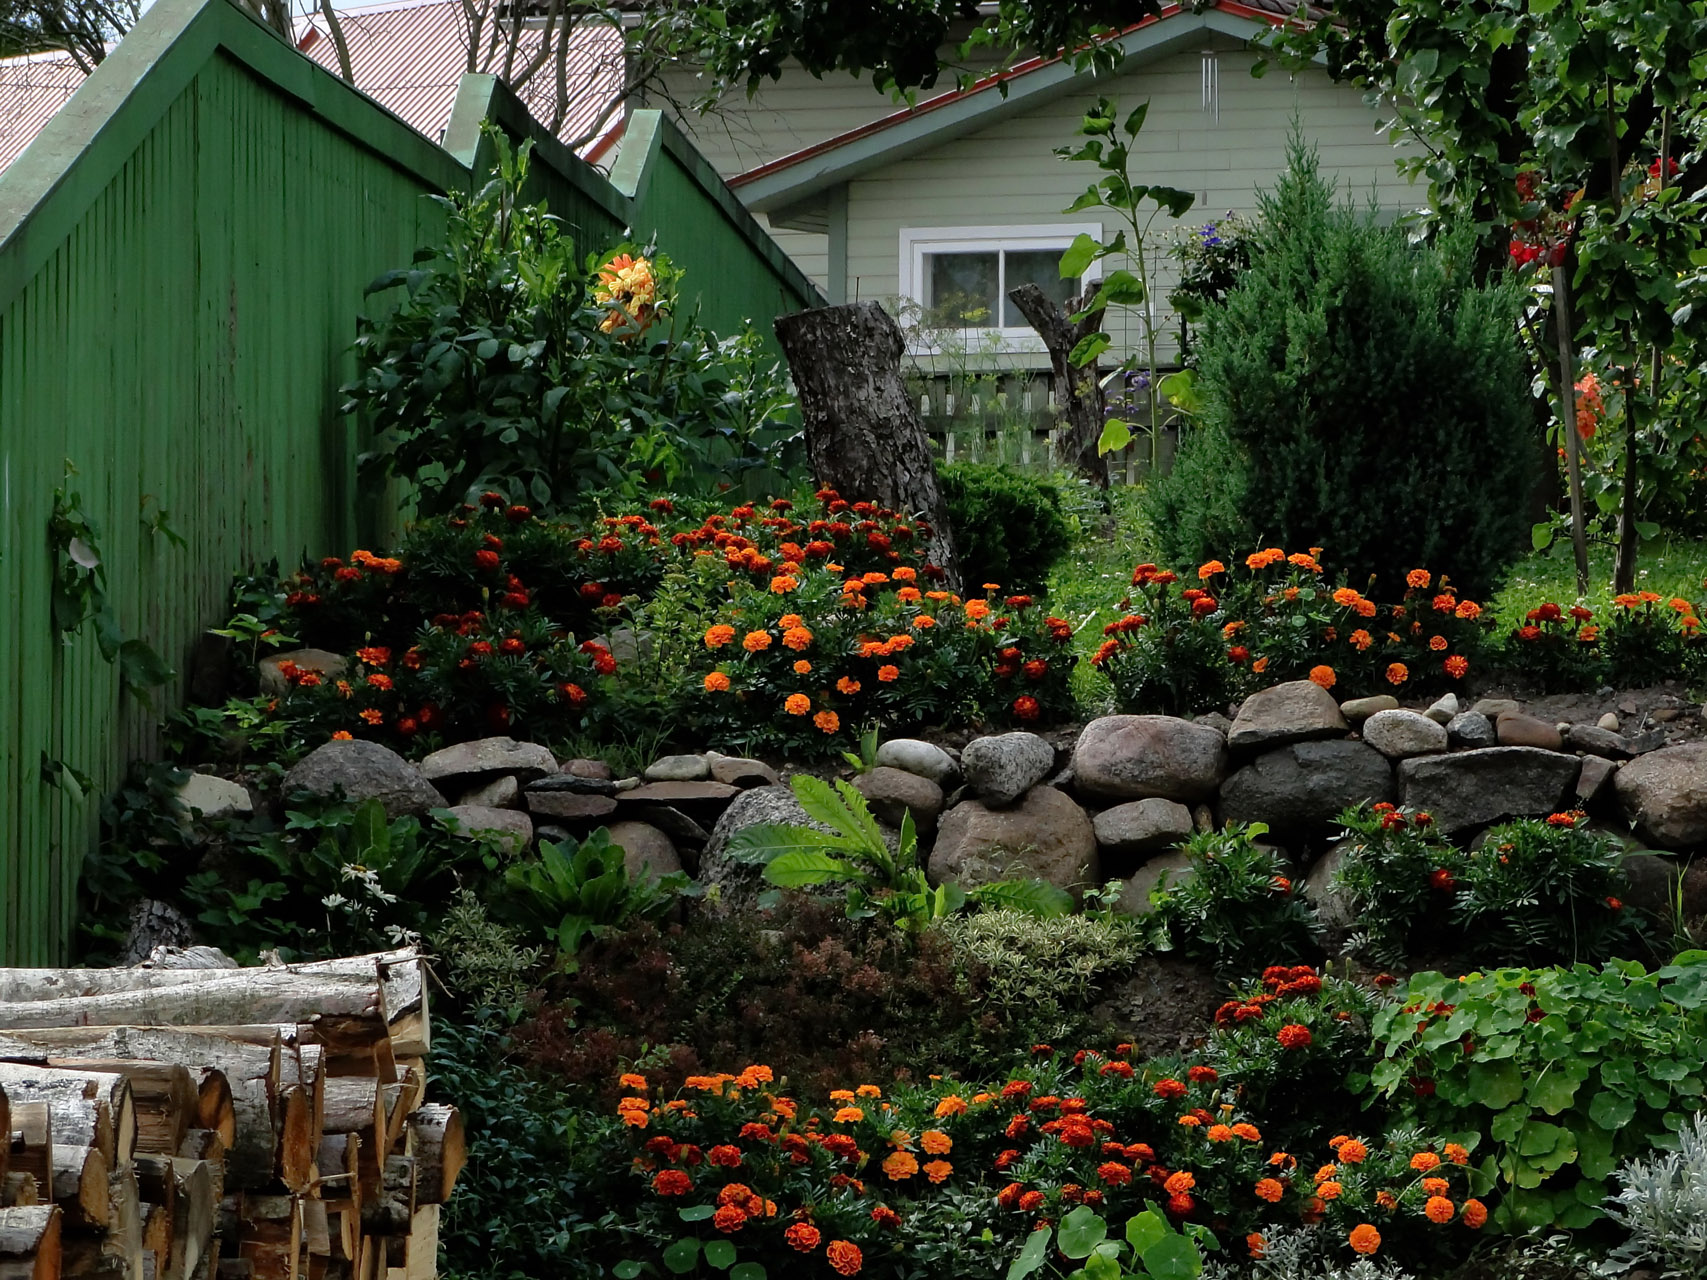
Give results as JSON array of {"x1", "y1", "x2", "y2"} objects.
[
  {"x1": 1046, "y1": 484, "x2": 1160, "y2": 713},
  {"x1": 1492, "y1": 538, "x2": 1707, "y2": 619}
]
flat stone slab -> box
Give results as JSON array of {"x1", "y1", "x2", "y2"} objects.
[
  {"x1": 1228, "y1": 681, "x2": 1349, "y2": 751},
  {"x1": 420, "y1": 736, "x2": 557, "y2": 784},
  {"x1": 1219, "y1": 740, "x2": 1393, "y2": 831},
  {"x1": 1397, "y1": 747, "x2": 1580, "y2": 835},
  {"x1": 525, "y1": 792, "x2": 618, "y2": 821}
]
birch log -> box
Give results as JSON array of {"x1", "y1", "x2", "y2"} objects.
[
  {"x1": 0, "y1": 1205, "x2": 61, "y2": 1280},
  {"x1": 50, "y1": 1146, "x2": 109, "y2": 1229},
  {"x1": 7, "y1": 1106, "x2": 49, "y2": 1204},
  {"x1": 402, "y1": 1111, "x2": 462, "y2": 1207},
  {"x1": 0, "y1": 1066, "x2": 132, "y2": 1166}
]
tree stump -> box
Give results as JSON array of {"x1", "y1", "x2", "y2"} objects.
[
  {"x1": 1006, "y1": 283, "x2": 1108, "y2": 488},
  {"x1": 774, "y1": 301, "x2": 960, "y2": 586}
]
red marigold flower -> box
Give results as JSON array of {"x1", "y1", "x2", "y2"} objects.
[
  {"x1": 474, "y1": 549, "x2": 500, "y2": 571},
  {"x1": 1166, "y1": 1192, "x2": 1194, "y2": 1216},
  {"x1": 708, "y1": 1145, "x2": 741, "y2": 1168},
  {"x1": 1154, "y1": 1078, "x2": 1187, "y2": 1099},
  {"x1": 784, "y1": 1223, "x2": 821, "y2": 1253},
  {"x1": 1097, "y1": 1162, "x2": 1132, "y2": 1186},
  {"x1": 1276, "y1": 1024, "x2": 1312, "y2": 1050},
  {"x1": 652, "y1": 1170, "x2": 691, "y2": 1196},
  {"x1": 1013, "y1": 695, "x2": 1041, "y2": 721},
  {"x1": 870, "y1": 1206, "x2": 900, "y2": 1228},
  {"x1": 1429, "y1": 867, "x2": 1456, "y2": 891}
]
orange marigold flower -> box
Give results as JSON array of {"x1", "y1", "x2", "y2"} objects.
[
  {"x1": 1255, "y1": 1178, "x2": 1284, "y2": 1203},
  {"x1": 1429, "y1": 634, "x2": 1448, "y2": 651},
  {"x1": 1456, "y1": 599, "x2": 1481, "y2": 620},
  {"x1": 1421, "y1": 1178, "x2": 1449, "y2": 1197},
  {"x1": 934, "y1": 1096, "x2": 967, "y2": 1117},
  {"x1": 836, "y1": 676, "x2": 861, "y2": 695},
  {"x1": 705, "y1": 625, "x2": 736, "y2": 648},
  {"x1": 330, "y1": 730, "x2": 354, "y2": 740},
  {"x1": 1375, "y1": 1190, "x2": 1398, "y2": 1210},
  {"x1": 1232, "y1": 1123, "x2": 1262, "y2": 1142},
  {"x1": 1309, "y1": 665, "x2": 1335, "y2": 689},
  {"x1": 1462, "y1": 1198, "x2": 1488, "y2": 1228},
  {"x1": 815, "y1": 710, "x2": 840, "y2": 734},
  {"x1": 619, "y1": 1073, "x2": 647, "y2": 1090},
  {"x1": 1444, "y1": 655, "x2": 1469, "y2": 679},
  {"x1": 653, "y1": 1169, "x2": 691, "y2": 1196},
  {"x1": 704, "y1": 671, "x2": 731, "y2": 693},
  {"x1": 826, "y1": 1241, "x2": 863, "y2": 1276},
  {"x1": 1247, "y1": 1232, "x2": 1267, "y2": 1259},
  {"x1": 1337, "y1": 1139, "x2": 1368, "y2": 1164},
  {"x1": 964, "y1": 599, "x2": 991, "y2": 620},
  {"x1": 794, "y1": 659, "x2": 812, "y2": 675},
  {"x1": 1207, "y1": 1125, "x2": 1235, "y2": 1142},
  {"x1": 923, "y1": 1160, "x2": 952, "y2": 1183},
  {"x1": 1425, "y1": 1196, "x2": 1455, "y2": 1224},
  {"x1": 921, "y1": 1131, "x2": 952, "y2": 1155},
  {"x1": 1098, "y1": 1162, "x2": 1133, "y2": 1186},
  {"x1": 1407, "y1": 569, "x2": 1432, "y2": 589},
  {"x1": 1277, "y1": 1024, "x2": 1312, "y2": 1050},
  {"x1": 877, "y1": 664, "x2": 900, "y2": 682},
  {"x1": 1411, "y1": 1152, "x2": 1441, "y2": 1172},
  {"x1": 743, "y1": 630, "x2": 772, "y2": 652},
  {"x1": 1350, "y1": 628, "x2": 1373, "y2": 651},
  {"x1": 713, "y1": 1204, "x2": 748, "y2": 1233},
  {"x1": 881, "y1": 1151, "x2": 918, "y2": 1180},
  {"x1": 833, "y1": 1107, "x2": 863, "y2": 1123},
  {"x1": 359, "y1": 708, "x2": 384, "y2": 725},
  {"x1": 782, "y1": 626, "x2": 813, "y2": 651},
  {"x1": 770, "y1": 576, "x2": 799, "y2": 594},
  {"x1": 1385, "y1": 662, "x2": 1409, "y2": 686},
  {"x1": 1349, "y1": 1224, "x2": 1381, "y2": 1256},
  {"x1": 1318, "y1": 1181, "x2": 1343, "y2": 1201},
  {"x1": 1247, "y1": 548, "x2": 1285, "y2": 569},
  {"x1": 785, "y1": 693, "x2": 812, "y2": 716},
  {"x1": 1332, "y1": 587, "x2": 1362, "y2": 608},
  {"x1": 1252, "y1": 656, "x2": 1269, "y2": 674},
  {"x1": 1444, "y1": 1144, "x2": 1470, "y2": 1165},
  {"x1": 785, "y1": 1223, "x2": 821, "y2": 1253},
  {"x1": 1198, "y1": 560, "x2": 1226, "y2": 579}
]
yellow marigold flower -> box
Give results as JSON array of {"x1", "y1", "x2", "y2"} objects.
[
  {"x1": 832, "y1": 1107, "x2": 864, "y2": 1123},
  {"x1": 784, "y1": 693, "x2": 811, "y2": 716},
  {"x1": 743, "y1": 630, "x2": 772, "y2": 652},
  {"x1": 881, "y1": 1151, "x2": 918, "y2": 1180}
]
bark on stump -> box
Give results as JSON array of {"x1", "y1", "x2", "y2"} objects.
[
  {"x1": 1006, "y1": 283, "x2": 1108, "y2": 488},
  {"x1": 773, "y1": 301, "x2": 960, "y2": 587}
]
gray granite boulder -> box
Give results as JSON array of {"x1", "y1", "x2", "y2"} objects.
[
  {"x1": 444, "y1": 805, "x2": 533, "y2": 856},
  {"x1": 1117, "y1": 850, "x2": 1195, "y2": 916},
  {"x1": 1361, "y1": 709, "x2": 1448, "y2": 759},
  {"x1": 1616, "y1": 743, "x2": 1707, "y2": 849},
  {"x1": 853, "y1": 767, "x2": 944, "y2": 835},
  {"x1": 698, "y1": 785, "x2": 837, "y2": 912},
  {"x1": 1218, "y1": 740, "x2": 1393, "y2": 831},
  {"x1": 420, "y1": 736, "x2": 557, "y2": 786},
  {"x1": 1092, "y1": 798, "x2": 1195, "y2": 857},
  {"x1": 1340, "y1": 695, "x2": 1398, "y2": 723},
  {"x1": 1447, "y1": 712, "x2": 1496, "y2": 749},
  {"x1": 1397, "y1": 747, "x2": 1581, "y2": 835},
  {"x1": 645, "y1": 754, "x2": 710, "y2": 782},
  {"x1": 875, "y1": 738, "x2": 959, "y2": 785},
  {"x1": 174, "y1": 773, "x2": 252, "y2": 825},
  {"x1": 961, "y1": 732, "x2": 1055, "y2": 807},
  {"x1": 1228, "y1": 681, "x2": 1349, "y2": 751},
  {"x1": 282, "y1": 740, "x2": 446, "y2": 818},
  {"x1": 1072, "y1": 716, "x2": 1227, "y2": 803},
  {"x1": 929, "y1": 786, "x2": 1097, "y2": 898},
  {"x1": 606, "y1": 820, "x2": 684, "y2": 881}
]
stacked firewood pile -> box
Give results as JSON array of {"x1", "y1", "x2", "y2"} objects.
[{"x1": 0, "y1": 948, "x2": 461, "y2": 1280}]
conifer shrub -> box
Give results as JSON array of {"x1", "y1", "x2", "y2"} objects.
[
  {"x1": 1148, "y1": 134, "x2": 1537, "y2": 598},
  {"x1": 940, "y1": 462, "x2": 1072, "y2": 591}
]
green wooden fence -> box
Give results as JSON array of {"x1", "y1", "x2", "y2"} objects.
[{"x1": 0, "y1": 0, "x2": 822, "y2": 964}]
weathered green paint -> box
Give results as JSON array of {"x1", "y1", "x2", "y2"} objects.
[{"x1": 0, "y1": 0, "x2": 821, "y2": 964}]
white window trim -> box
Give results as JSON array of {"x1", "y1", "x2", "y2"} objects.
[{"x1": 898, "y1": 223, "x2": 1104, "y2": 356}]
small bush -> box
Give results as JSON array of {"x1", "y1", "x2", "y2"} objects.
[
  {"x1": 939, "y1": 462, "x2": 1072, "y2": 592},
  {"x1": 1147, "y1": 132, "x2": 1537, "y2": 599},
  {"x1": 1603, "y1": 1111, "x2": 1707, "y2": 1277},
  {"x1": 1143, "y1": 825, "x2": 1321, "y2": 976}
]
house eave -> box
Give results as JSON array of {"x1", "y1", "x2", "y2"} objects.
[{"x1": 730, "y1": 4, "x2": 1287, "y2": 215}]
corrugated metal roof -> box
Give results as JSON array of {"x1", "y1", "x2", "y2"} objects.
[
  {"x1": 296, "y1": 0, "x2": 624, "y2": 148},
  {"x1": 0, "y1": 51, "x2": 85, "y2": 172},
  {"x1": 0, "y1": 0, "x2": 623, "y2": 173}
]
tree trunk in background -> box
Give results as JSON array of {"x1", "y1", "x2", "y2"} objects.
[
  {"x1": 774, "y1": 301, "x2": 961, "y2": 587},
  {"x1": 1007, "y1": 283, "x2": 1108, "y2": 488}
]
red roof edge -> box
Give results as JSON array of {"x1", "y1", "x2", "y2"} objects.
[
  {"x1": 584, "y1": 114, "x2": 626, "y2": 165},
  {"x1": 729, "y1": 0, "x2": 1293, "y2": 189},
  {"x1": 296, "y1": 25, "x2": 320, "y2": 52}
]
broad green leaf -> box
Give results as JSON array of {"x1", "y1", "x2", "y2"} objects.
[
  {"x1": 1059, "y1": 234, "x2": 1101, "y2": 279},
  {"x1": 729, "y1": 1266, "x2": 766, "y2": 1280},
  {"x1": 1125, "y1": 1210, "x2": 1166, "y2": 1256},
  {"x1": 1528, "y1": 1070, "x2": 1581, "y2": 1115},
  {"x1": 971, "y1": 879, "x2": 1074, "y2": 917},
  {"x1": 703, "y1": 1240, "x2": 737, "y2": 1270},
  {"x1": 1468, "y1": 1059, "x2": 1525, "y2": 1110},
  {"x1": 1057, "y1": 1206, "x2": 1107, "y2": 1259},
  {"x1": 725, "y1": 823, "x2": 851, "y2": 865},
  {"x1": 762, "y1": 850, "x2": 859, "y2": 888},
  {"x1": 1636, "y1": 521, "x2": 1662, "y2": 540},
  {"x1": 679, "y1": 1206, "x2": 716, "y2": 1223},
  {"x1": 1531, "y1": 521, "x2": 1554, "y2": 551},
  {"x1": 1097, "y1": 418, "x2": 1133, "y2": 456},
  {"x1": 1157, "y1": 369, "x2": 1200, "y2": 411},
  {"x1": 662, "y1": 1238, "x2": 700, "y2": 1273},
  {"x1": 1006, "y1": 1226, "x2": 1053, "y2": 1280},
  {"x1": 1069, "y1": 332, "x2": 1112, "y2": 368},
  {"x1": 1123, "y1": 101, "x2": 1150, "y2": 136},
  {"x1": 614, "y1": 1263, "x2": 644, "y2": 1280},
  {"x1": 1147, "y1": 186, "x2": 1196, "y2": 218},
  {"x1": 1141, "y1": 1233, "x2": 1201, "y2": 1280}
]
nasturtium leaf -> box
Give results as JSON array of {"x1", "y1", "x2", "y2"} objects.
[
  {"x1": 1528, "y1": 1070, "x2": 1581, "y2": 1115},
  {"x1": 1469, "y1": 1059, "x2": 1525, "y2": 1110},
  {"x1": 1058, "y1": 1207, "x2": 1108, "y2": 1259},
  {"x1": 1141, "y1": 1233, "x2": 1202, "y2": 1280},
  {"x1": 1007, "y1": 1228, "x2": 1053, "y2": 1280},
  {"x1": 703, "y1": 1240, "x2": 737, "y2": 1270},
  {"x1": 1125, "y1": 1208, "x2": 1167, "y2": 1255},
  {"x1": 662, "y1": 1238, "x2": 701, "y2": 1274},
  {"x1": 679, "y1": 1205, "x2": 715, "y2": 1222},
  {"x1": 614, "y1": 1263, "x2": 644, "y2": 1279},
  {"x1": 729, "y1": 1264, "x2": 767, "y2": 1280}
]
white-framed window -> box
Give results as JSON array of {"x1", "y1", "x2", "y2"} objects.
[{"x1": 898, "y1": 224, "x2": 1104, "y2": 351}]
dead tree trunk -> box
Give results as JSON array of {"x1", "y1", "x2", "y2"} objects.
[
  {"x1": 1006, "y1": 284, "x2": 1108, "y2": 488},
  {"x1": 774, "y1": 301, "x2": 961, "y2": 587}
]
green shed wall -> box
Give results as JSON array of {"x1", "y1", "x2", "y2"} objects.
[{"x1": 0, "y1": 0, "x2": 821, "y2": 964}]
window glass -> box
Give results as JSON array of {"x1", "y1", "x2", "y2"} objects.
[
  {"x1": 1002, "y1": 250, "x2": 1079, "y2": 327},
  {"x1": 926, "y1": 252, "x2": 1000, "y2": 328}
]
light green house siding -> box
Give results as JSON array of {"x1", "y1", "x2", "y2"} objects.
[{"x1": 842, "y1": 37, "x2": 1417, "y2": 367}]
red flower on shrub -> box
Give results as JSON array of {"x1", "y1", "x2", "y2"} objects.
[
  {"x1": 1188, "y1": 1066, "x2": 1218, "y2": 1085},
  {"x1": 652, "y1": 1170, "x2": 691, "y2": 1196},
  {"x1": 1429, "y1": 868, "x2": 1456, "y2": 891},
  {"x1": 708, "y1": 1145, "x2": 742, "y2": 1168},
  {"x1": 1277, "y1": 1024, "x2": 1313, "y2": 1050},
  {"x1": 1154, "y1": 1078, "x2": 1187, "y2": 1099},
  {"x1": 784, "y1": 1223, "x2": 821, "y2": 1253},
  {"x1": 1097, "y1": 1162, "x2": 1132, "y2": 1186},
  {"x1": 1013, "y1": 696, "x2": 1041, "y2": 721},
  {"x1": 474, "y1": 549, "x2": 500, "y2": 571}
]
